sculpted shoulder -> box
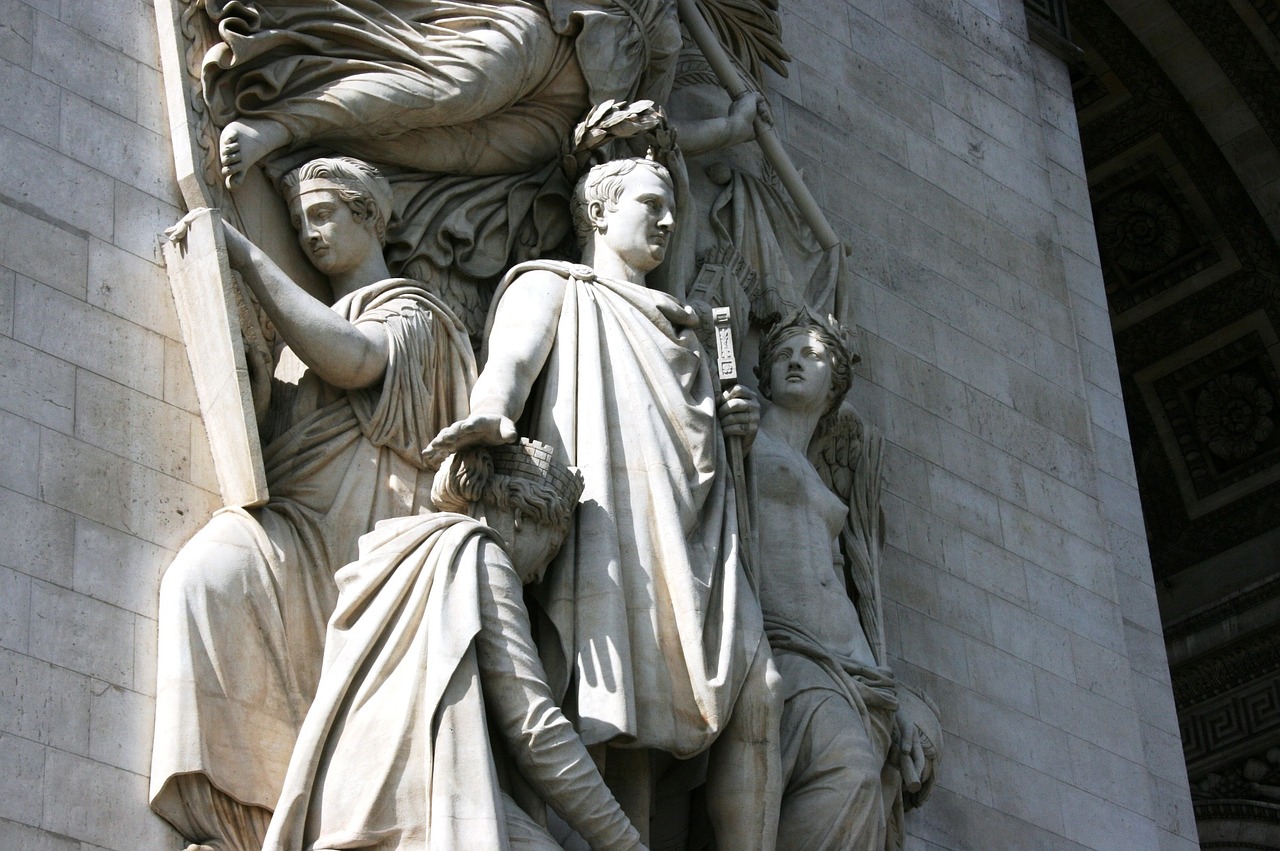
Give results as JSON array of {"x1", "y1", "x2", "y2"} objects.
[{"x1": 497, "y1": 267, "x2": 570, "y2": 314}]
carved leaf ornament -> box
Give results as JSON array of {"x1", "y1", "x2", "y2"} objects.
[
  {"x1": 561, "y1": 99, "x2": 677, "y2": 182},
  {"x1": 693, "y1": 0, "x2": 791, "y2": 86}
]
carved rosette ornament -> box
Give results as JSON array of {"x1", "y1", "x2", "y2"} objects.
[
  {"x1": 1096, "y1": 186, "x2": 1184, "y2": 273},
  {"x1": 1194, "y1": 372, "x2": 1275, "y2": 462}
]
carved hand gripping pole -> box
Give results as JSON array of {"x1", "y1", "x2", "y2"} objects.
[
  {"x1": 712, "y1": 306, "x2": 758, "y2": 590},
  {"x1": 676, "y1": 0, "x2": 843, "y2": 251}
]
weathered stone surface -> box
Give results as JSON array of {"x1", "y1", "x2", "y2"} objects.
[
  {"x1": 0, "y1": 0, "x2": 1200, "y2": 846},
  {"x1": 159, "y1": 210, "x2": 266, "y2": 506}
]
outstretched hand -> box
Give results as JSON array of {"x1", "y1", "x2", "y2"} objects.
[
  {"x1": 421, "y1": 413, "x2": 519, "y2": 470},
  {"x1": 163, "y1": 207, "x2": 216, "y2": 244},
  {"x1": 164, "y1": 208, "x2": 258, "y2": 268}
]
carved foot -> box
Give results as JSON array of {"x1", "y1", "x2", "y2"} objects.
[{"x1": 219, "y1": 118, "x2": 290, "y2": 189}]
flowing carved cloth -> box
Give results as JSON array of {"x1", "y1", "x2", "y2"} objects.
[
  {"x1": 263, "y1": 514, "x2": 642, "y2": 850},
  {"x1": 200, "y1": 0, "x2": 680, "y2": 175},
  {"x1": 492, "y1": 261, "x2": 762, "y2": 756},
  {"x1": 149, "y1": 280, "x2": 476, "y2": 827},
  {"x1": 766, "y1": 618, "x2": 902, "y2": 851},
  {"x1": 708, "y1": 170, "x2": 845, "y2": 322}
]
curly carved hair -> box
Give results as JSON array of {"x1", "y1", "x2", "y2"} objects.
[
  {"x1": 756, "y1": 308, "x2": 857, "y2": 416},
  {"x1": 280, "y1": 156, "x2": 393, "y2": 245},
  {"x1": 431, "y1": 441, "x2": 583, "y2": 535},
  {"x1": 570, "y1": 157, "x2": 673, "y2": 247}
]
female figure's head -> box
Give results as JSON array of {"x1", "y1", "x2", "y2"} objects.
[
  {"x1": 282, "y1": 157, "x2": 393, "y2": 246},
  {"x1": 757, "y1": 309, "x2": 856, "y2": 417},
  {"x1": 431, "y1": 439, "x2": 584, "y2": 585}
]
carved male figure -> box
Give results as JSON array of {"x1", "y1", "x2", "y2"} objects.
[
  {"x1": 263, "y1": 440, "x2": 649, "y2": 850},
  {"x1": 150, "y1": 157, "x2": 476, "y2": 851},
  {"x1": 206, "y1": 0, "x2": 682, "y2": 187},
  {"x1": 753, "y1": 312, "x2": 940, "y2": 851},
  {"x1": 423, "y1": 157, "x2": 782, "y2": 847}
]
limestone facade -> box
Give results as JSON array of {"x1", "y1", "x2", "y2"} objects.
[{"x1": 0, "y1": 0, "x2": 1198, "y2": 848}]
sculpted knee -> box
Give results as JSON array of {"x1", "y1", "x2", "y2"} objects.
[
  {"x1": 748, "y1": 643, "x2": 784, "y2": 719},
  {"x1": 727, "y1": 644, "x2": 784, "y2": 740},
  {"x1": 159, "y1": 515, "x2": 268, "y2": 606},
  {"x1": 763, "y1": 654, "x2": 783, "y2": 712}
]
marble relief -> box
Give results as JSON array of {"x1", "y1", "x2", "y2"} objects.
[{"x1": 150, "y1": 0, "x2": 941, "y2": 846}]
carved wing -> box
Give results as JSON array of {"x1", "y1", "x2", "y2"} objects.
[
  {"x1": 808, "y1": 402, "x2": 887, "y2": 664},
  {"x1": 691, "y1": 0, "x2": 791, "y2": 87}
]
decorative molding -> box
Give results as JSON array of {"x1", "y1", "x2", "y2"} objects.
[
  {"x1": 1026, "y1": 0, "x2": 1070, "y2": 37},
  {"x1": 1173, "y1": 630, "x2": 1280, "y2": 708},
  {"x1": 1179, "y1": 672, "x2": 1280, "y2": 770},
  {"x1": 1164, "y1": 0, "x2": 1280, "y2": 157},
  {"x1": 1025, "y1": 0, "x2": 1082, "y2": 60},
  {"x1": 1245, "y1": 0, "x2": 1280, "y2": 43},
  {"x1": 1166, "y1": 574, "x2": 1280, "y2": 642},
  {"x1": 1198, "y1": 798, "x2": 1280, "y2": 824},
  {"x1": 1196, "y1": 798, "x2": 1280, "y2": 851}
]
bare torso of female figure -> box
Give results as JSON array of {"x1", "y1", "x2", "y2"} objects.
[{"x1": 753, "y1": 430, "x2": 877, "y2": 667}]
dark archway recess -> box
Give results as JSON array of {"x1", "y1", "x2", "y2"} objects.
[{"x1": 1067, "y1": 0, "x2": 1280, "y2": 844}]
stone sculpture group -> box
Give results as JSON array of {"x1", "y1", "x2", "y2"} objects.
[{"x1": 150, "y1": 0, "x2": 942, "y2": 847}]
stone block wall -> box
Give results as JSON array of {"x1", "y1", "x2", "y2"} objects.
[
  {"x1": 764, "y1": 0, "x2": 1198, "y2": 847},
  {"x1": 0, "y1": 0, "x2": 220, "y2": 846},
  {"x1": 0, "y1": 0, "x2": 1198, "y2": 847}
]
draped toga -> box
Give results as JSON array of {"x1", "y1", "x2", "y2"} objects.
[
  {"x1": 149, "y1": 279, "x2": 476, "y2": 829},
  {"x1": 491, "y1": 260, "x2": 763, "y2": 757},
  {"x1": 262, "y1": 513, "x2": 643, "y2": 850}
]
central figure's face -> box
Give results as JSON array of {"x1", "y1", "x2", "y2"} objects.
[
  {"x1": 290, "y1": 187, "x2": 375, "y2": 277},
  {"x1": 595, "y1": 169, "x2": 676, "y2": 274},
  {"x1": 768, "y1": 329, "x2": 834, "y2": 412}
]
